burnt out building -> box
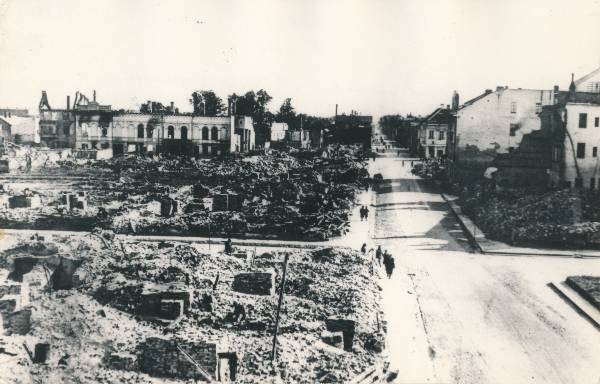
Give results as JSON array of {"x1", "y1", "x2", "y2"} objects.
[{"x1": 38, "y1": 91, "x2": 255, "y2": 156}]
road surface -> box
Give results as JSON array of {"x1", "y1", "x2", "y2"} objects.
[{"x1": 369, "y1": 155, "x2": 600, "y2": 384}]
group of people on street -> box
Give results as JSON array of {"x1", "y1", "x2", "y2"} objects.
[
  {"x1": 359, "y1": 205, "x2": 370, "y2": 221},
  {"x1": 361, "y1": 243, "x2": 395, "y2": 279}
]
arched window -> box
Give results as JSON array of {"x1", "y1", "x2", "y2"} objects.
[
  {"x1": 146, "y1": 124, "x2": 154, "y2": 138},
  {"x1": 211, "y1": 126, "x2": 218, "y2": 140},
  {"x1": 167, "y1": 126, "x2": 174, "y2": 139},
  {"x1": 181, "y1": 126, "x2": 188, "y2": 140},
  {"x1": 202, "y1": 126, "x2": 209, "y2": 140},
  {"x1": 137, "y1": 124, "x2": 144, "y2": 138}
]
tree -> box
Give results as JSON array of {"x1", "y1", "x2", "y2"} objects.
[
  {"x1": 140, "y1": 101, "x2": 173, "y2": 114},
  {"x1": 190, "y1": 90, "x2": 225, "y2": 116},
  {"x1": 275, "y1": 98, "x2": 297, "y2": 128},
  {"x1": 379, "y1": 114, "x2": 413, "y2": 147},
  {"x1": 228, "y1": 90, "x2": 274, "y2": 146}
]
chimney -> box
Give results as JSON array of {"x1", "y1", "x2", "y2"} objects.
[
  {"x1": 496, "y1": 86, "x2": 505, "y2": 92},
  {"x1": 170, "y1": 101, "x2": 174, "y2": 111},
  {"x1": 93, "y1": 90, "x2": 96, "y2": 102},
  {"x1": 67, "y1": 95, "x2": 70, "y2": 111},
  {"x1": 335, "y1": 104, "x2": 338, "y2": 117},
  {"x1": 451, "y1": 91, "x2": 460, "y2": 110}
]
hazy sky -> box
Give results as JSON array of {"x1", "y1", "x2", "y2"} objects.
[{"x1": 1, "y1": 0, "x2": 600, "y2": 120}]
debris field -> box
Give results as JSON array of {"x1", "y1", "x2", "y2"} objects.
[
  {"x1": 0, "y1": 232, "x2": 384, "y2": 383},
  {"x1": 0, "y1": 146, "x2": 370, "y2": 241}
]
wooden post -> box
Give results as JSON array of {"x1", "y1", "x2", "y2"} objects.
[{"x1": 271, "y1": 252, "x2": 290, "y2": 361}]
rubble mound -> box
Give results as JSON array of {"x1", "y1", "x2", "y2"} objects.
[{"x1": 461, "y1": 187, "x2": 600, "y2": 248}]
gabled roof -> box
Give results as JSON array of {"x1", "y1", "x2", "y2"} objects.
[
  {"x1": 424, "y1": 107, "x2": 453, "y2": 124},
  {"x1": 574, "y1": 66, "x2": 600, "y2": 87},
  {"x1": 459, "y1": 90, "x2": 493, "y2": 110}
]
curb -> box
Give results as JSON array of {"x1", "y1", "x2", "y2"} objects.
[
  {"x1": 1, "y1": 228, "x2": 347, "y2": 250},
  {"x1": 547, "y1": 282, "x2": 600, "y2": 331},
  {"x1": 440, "y1": 194, "x2": 483, "y2": 253}
]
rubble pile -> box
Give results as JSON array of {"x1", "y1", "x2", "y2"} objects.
[
  {"x1": 565, "y1": 276, "x2": 600, "y2": 310},
  {"x1": 460, "y1": 187, "x2": 600, "y2": 248},
  {"x1": 0, "y1": 233, "x2": 384, "y2": 383},
  {"x1": 0, "y1": 146, "x2": 369, "y2": 241}
]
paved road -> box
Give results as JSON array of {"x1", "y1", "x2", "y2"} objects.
[{"x1": 370, "y1": 156, "x2": 600, "y2": 384}]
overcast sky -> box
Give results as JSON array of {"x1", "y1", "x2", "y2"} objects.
[{"x1": 1, "y1": 0, "x2": 600, "y2": 120}]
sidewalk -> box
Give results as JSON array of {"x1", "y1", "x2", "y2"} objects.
[{"x1": 441, "y1": 194, "x2": 600, "y2": 259}]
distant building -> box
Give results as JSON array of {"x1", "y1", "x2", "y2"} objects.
[
  {"x1": 0, "y1": 108, "x2": 29, "y2": 118},
  {"x1": 446, "y1": 86, "x2": 555, "y2": 181},
  {"x1": 285, "y1": 129, "x2": 311, "y2": 149},
  {"x1": 327, "y1": 114, "x2": 372, "y2": 148},
  {"x1": 0, "y1": 108, "x2": 39, "y2": 144},
  {"x1": 418, "y1": 107, "x2": 452, "y2": 158},
  {"x1": 270, "y1": 122, "x2": 288, "y2": 142},
  {"x1": 39, "y1": 91, "x2": 255, "y2": 156},
  {"x1": 0, "y1": 118, "x2": 11, "y2": 144},
  {"x1": 0, "y1": 116, "x2": 39, "y2": 144}
]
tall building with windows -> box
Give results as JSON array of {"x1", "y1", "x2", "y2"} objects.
[
  {"x1": 542, "y1": 81, "x2": 600, "y2": 189},
  {"x1": 38, "y1": 91, "x2": 255, "y2": 156}
]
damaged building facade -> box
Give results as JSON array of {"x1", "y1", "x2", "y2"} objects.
[
  {"x1": 448, "y1": 70, "x2": 600, "y2": 189},
  {"x1": 39, "y1": 91, "x2": 255, "y2": 156},
  {"x1": 446, "y1": 86, "x2": 555, "y2": 182}
]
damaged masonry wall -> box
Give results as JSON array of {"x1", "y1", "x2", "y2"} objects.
[{"x1": 0, "y1": 234, "x2": 384, "y2": 384}]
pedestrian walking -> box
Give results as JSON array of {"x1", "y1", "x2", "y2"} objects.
[
  {"x1": 363, "y1": 206, "x2": 369, "y2": 220},
  {"x1": 384, "y1": 255, "x2": 395, "y2": 279},
  {"x1": 361, "y1": 243, "x2": 367, "y2": 255},
  {"x1": 224, "y1": 238, "x2": 233, "y2": 255},
  {"x1": 375, "y1": 245, "x2": 383, "y2": 266},
  {"x1": 383, "y1": 249, "x2": 390, "y2": 266},
  {"x1": 402, "y1": 160, "x2": 405, "y2": 166},
  {"x1": 359, "y1": 206, "x2": 365, "y2": 221}
]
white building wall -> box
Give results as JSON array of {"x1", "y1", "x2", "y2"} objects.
[
  {"x1": 563, "y1": 104, "x2": 600, "y2": 188},
  {"x1": 456, "y1": 89, "x2": 554, "y2": 156}
]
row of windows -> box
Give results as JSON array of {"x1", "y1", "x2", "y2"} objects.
[
  {"x1": 576, "y1": 143, "x2": 599, "y2": 158},
  {"x1": 427, "y1": 130, "x2": 445, "y2": 140},
  {"x1": 509, "y1": 102, "x2": 542, "y2": 114},
  {"x1": 578, "y1": 113, "x2": 600, "y2": 128},
  {"x1": 132, "y1": 125, "x2": 219, "y2": 140}
]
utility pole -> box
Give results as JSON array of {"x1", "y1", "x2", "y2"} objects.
[{"x1": 271, "y1": 252, "x2": 290, "y2": 361}]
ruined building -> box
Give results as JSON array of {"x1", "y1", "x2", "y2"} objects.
[
  {"x1": 38, "y1": 91, "x2": 255, "y2": 156},
  {"x1": 446, "y1": 86, "x2": 555, "y2": 183},
  {"x1": 483, "y1": 73, "x2": 600, "y2": 189}
]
